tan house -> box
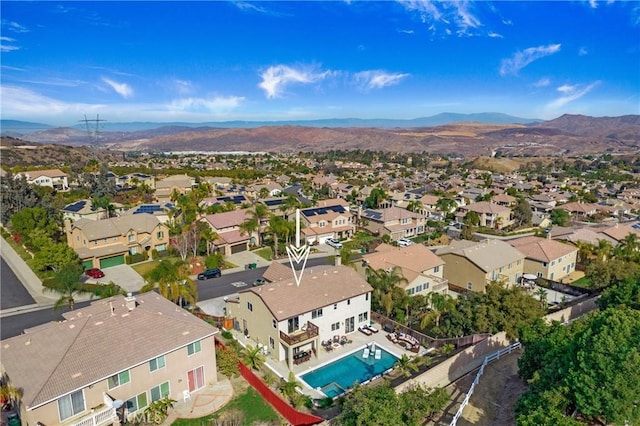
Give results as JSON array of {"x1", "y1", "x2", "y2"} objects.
[
  {"x1": 63, "y1": 199, "x2": 108, "y2": 222},
  {"x1": 359, "y1": 243, "x2": 448, "y2": 296},
  {"x1": 360, "y1": 206, "x2": 426, "y2": 239},
  {"x1": 227, "y1": 264, "x2": 372, "y2": 368},
  {"x1": 0, "y1": 293, "x2": 218, "y2": 426},
  {"x1": 15, "y1": 168, "x2": 69, "y2": 191},
  {"x1": 300, "y1": 199, "x2": 355, "y2": 244},
  {"x1": 508, "y1": 236, "x2": 578, "y2": 281},
  {"x1": 201, "y1": 209, "x2": 253, "y2": 255},
  {"x1": 155, "y1": 174, "x2": 196, "y2": 202},
  {"x1": 66, "y1": 213, "x2": 169, "y2": 270},
  {"x1": 456, "y1": 201, "x2": 512, "y2": 229},
  {"x1": 436, "y1": 239, "x2": 525, "y2": 292}
]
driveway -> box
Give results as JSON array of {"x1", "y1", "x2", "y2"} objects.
[{"x1": 82, "y1": 264, "x2": 145, "y2": 294}]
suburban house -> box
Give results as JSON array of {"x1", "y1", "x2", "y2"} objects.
[
  {"x1": 358, "y1": 243, "x2": 448, "y2": 296},
  {"x1": 300, "y1": 199, "x2": 355, "y2": 244},
  {"x1": 201, "y1": 194, "x2": 249, "y2": 210},
  {"x1": 508, "y1": 236, "x2": 578, "y2": 281},
  {"x1": 436, "y1": 239, "x2": 525, "y2": 292},
  {"x1": 66, "y1": 213, "x2": 170, "y2": 270},
  {"x1": 15, "y1": 168, "x2": 69, "y2": 191},
  {"x1": 155, "y1": 174, "x2": 196, "y2": 202},
  {"x1": 226, "y1": 263, "x2": 372, "y2": 368},
  {"x1": 0, "y1": 293, "x2": 218, "y2": 426},
  {"x1": 455, "y1": 201, "x2": 512, "y2": 229},
  {"x1": 558, "y1": 202, "x2": 598, "y2": 219},
  {"x1": 63, "y1": 199, "x2": 108, "y2": 222},
  {"x1": 247, "y1": 182, "x2": 283, "y2": 198},
  {"x1": 201, "y1": 209, "x2": 253, "y2": 255},
  {"x1": 121, "y1": 202, "x2": 177, "y2": 224},
  {"x1": 116, "y1": 172, "x2": 155, "y2": 190},
  {"x1": 360, "y1": 206, "x2": 426, "y2": 240}
]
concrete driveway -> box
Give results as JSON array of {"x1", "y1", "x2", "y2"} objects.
[{"x1": 83, "y1": 264, "x2": 145, "y2": 294}]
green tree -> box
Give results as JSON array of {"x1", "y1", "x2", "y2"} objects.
[
  {"x1": 10, "y1": 206, "x2": 61, "y2": 246},
  {"x1": 406, "y1": 200, "x2": 422, "y2": 213},
  {"x1": 394, "y1": 354, "x2": 419, "y2": 377},
  {"x1": 550, "y1": 208, "x2": 570, "y2": 226},
  {"x1": 366, "y1": 267, "x2": 408, "y2": 317},
  {"x1": 241, "y1": 345, "x2": 266, "y2": 371},
  {"x1": 44, "y1": 262, "x2": 90, "y2": 310},
  {"x1": 420, "y1": 292, "x2": 456, "y2": 329},
  {"x1": 338, "y1": 381, "x2": 404, "y2": 426},
  {"x1": 279, "y1": 372, "x2": 301, "y2": 406},
  {"x1": 597, "y1": 276, "x2": 640, "y2": 310},
  {"x1": 141, "y1": 259, "x2": 198, "y2": 310},
  {"x1": 513, "y1": 199, "x2": 533, "y2": 227},
  {"x1": 32, "y1": 240, "x2": 80, "y2": 272},
  {"x1": 363, "y1": 187, "x2": 387, "y2": 209},
  {"x1": 463, "y1": 211, "x2": 480, "y2": 227}
]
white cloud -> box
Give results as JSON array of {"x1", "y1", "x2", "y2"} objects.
[
  {"x1": 488, "y1": 32, "x2": 503, "y2": 38},
  {"x1": 101, "y1": 77, "x2": 133, "y2": 98},
  {"x1": 533, "y1": 78, "x2": 551, "y2": 87},
  {"x1": 258, "y1": 65, "x2": 330, "y2": 99},
  {"x1": 547, "y1": 81, "x2": 601, "y2": 109},
  {"x1": 354, "y1": 70, "x2": 409, "y2": 91},
  {"x1": 233, "y1": 1, "x2": 268, "y2": 14},
  {"x1": 0, "y1": 35, "x2": 19, "y2": 52},
  {"x1": 173, "y1": 79, "x2": 194, "y2": 95},
  {"x1": 398, "y1": 0, "x2": 483, "y2": 36},
  {"x1": 398, "y1": 29, "x2": 415, "y2": 34},
  {"x1": 0, "y1": 85, "x2": 102, "y2": 119},
  {"x1": 500, "y1": 44, "x2": 561, "y2": 76},
  {"x1": 167, "y1": 95, "x2": 244, "y2": 113},
  {"x1": 1, "y1": 20, "x2": 29, "y2": 33},
  {"x1": 579, "y1": 47, "x2": 588, "y2": 56}
]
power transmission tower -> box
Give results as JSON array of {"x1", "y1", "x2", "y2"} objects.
[{"x1": 80, "y1": 114, "x2": 107, "y2": 144}]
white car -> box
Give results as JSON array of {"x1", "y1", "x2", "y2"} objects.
[
  {"x1": 397, "y1": 238, "x2": 413, "y2": 247},
  {"x1": 326, "y1": 238, "x2": 343, "y2": 249}
]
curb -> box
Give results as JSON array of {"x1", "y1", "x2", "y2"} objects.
[{"x1": 0, "y1": 303, "x2": 55, "y2": 318}]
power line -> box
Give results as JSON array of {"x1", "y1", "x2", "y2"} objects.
[{"x1": 79, "y1": 114, "x2": 107, "y2": 143}]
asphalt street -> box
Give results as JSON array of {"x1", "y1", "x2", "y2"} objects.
[
  {"x1": 0, "y1": 256, "x2": 330, "y2": 339},
  {"x1": 1, "y1": 256, "x2": 36, "y2": 310}
]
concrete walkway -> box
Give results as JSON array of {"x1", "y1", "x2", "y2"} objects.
[{"x1": 161, "y1": 379, "x2": 234, "y2": 425}]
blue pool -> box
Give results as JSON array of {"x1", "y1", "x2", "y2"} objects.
[{"x1": 300, "y1": 345, "x2": 398, "y2": 398}]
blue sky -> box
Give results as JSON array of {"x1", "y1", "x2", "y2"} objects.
[{"x1": 1, "y1": 1, "x2": 639, "y2": 126}]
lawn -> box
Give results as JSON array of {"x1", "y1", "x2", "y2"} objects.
[
  {"x1": 571, "y1": 276, "x2": 591, "y2": 289},
  {"x1": 171, "y1": 387, "x2": 279, "y2": 426},
  {"x1": 131, "y1": 259, "x2": 162, "y2": 277},
  {"x1": 253, "y1": 247, "x2": 273, "y2": 261}
]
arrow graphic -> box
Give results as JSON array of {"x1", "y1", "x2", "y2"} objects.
[{"x1": 286, "y1": 209, "x2": 310, "y2": 287}]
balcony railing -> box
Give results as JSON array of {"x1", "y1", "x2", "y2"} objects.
[
  {"x1": 425, "y1": 274, "x2": 449, "y2": 294},
  {"x1": 69, "y1": 406, "x2": 118, "y2": 426},
  {"x1": 280, "y1": 321, "x2": 319, "y2": 346}
]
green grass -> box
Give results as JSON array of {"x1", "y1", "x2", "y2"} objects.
[
  {"x1": 253, "y1": 247, "x2": 273, "y2": 261},
  {"x1": 171, "y1": 387, "x2": 279, "y2": 426},
  {"x1": 571, "y1": 276, "x2": 592, "y2": 289}
]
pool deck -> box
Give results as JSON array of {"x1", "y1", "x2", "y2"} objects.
[{"x1": 229, "y1": 321, "x2": 427, "y2": 399}]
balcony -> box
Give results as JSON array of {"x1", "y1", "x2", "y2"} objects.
[
  {"x1": 425, "y1": 274, "x2": 449, "y2": 294},
  {"x1": 280, "y1": 321, "x2": 319, "y2": 346},
  {"x1": 69, "y1": 406, "x2": 119, "y2": 426}
]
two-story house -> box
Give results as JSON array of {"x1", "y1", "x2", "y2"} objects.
[
  {"x1": 15, "y1": 168, "x2": 69, "y2": 191},
  {"x1": 507, "y1": 236, "x2": 578, "y2": 281},
  {"x1": 360, "y1": 206, "x2": 425, "y2": 240},
  {"x1": 358, "y1": 243, "x2": 448, "y2": 296},
  {"x1": 300, "y1": 199, "x2": 355, "y2": 244},
  {"x1": 66, "y1": 213, "x2": 169, "y2": 270},
  {"x1": 455, "y1": 201, "x2": 512, "y2": 229},
  {"x1": 227, "y1": 263, "x2": 372, "y2": 369},
  {"x1": 63, "y1": 199, "x2": 108, "y2": 222},
  {"x1": 0, "y1": 293, "x2": 218, "y2": 426},
  {"x1": 436, "y1": 239, "x2": 525, "y2": 292},
  {"x1": 155, "y1": 174, "x2": 196, "y2": 202},
  {"x1": 201, "y1": 209, "x2": 253, "y2": 255}
]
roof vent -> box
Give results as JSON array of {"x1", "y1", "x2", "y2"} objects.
[{"x1": 125, "y1": 293, "x2": 137, "y2": 311}]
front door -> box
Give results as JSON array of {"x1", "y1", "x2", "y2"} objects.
[
  {"x1": 187, "y1": 366, "x2": 205, "y2": 392},
  {"x1": 288, "y1": 316, "x2": 299, "y2": 333},
  {"x1": 345, "y1": 316, "x2": 355, "y2": 333}
]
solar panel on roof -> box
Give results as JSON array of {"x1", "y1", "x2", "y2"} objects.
[{"x1": 65, "y1": 200, "x2": 87, "y2": 213}]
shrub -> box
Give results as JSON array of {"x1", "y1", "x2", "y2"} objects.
[
  {"x1": 205, "y1": 252, "x2": 224, "y2": 269},
  {"x1": 221, "y1": 330, "x2": 233, "y2": 340},
  {"x1": 216, "y1": 346, "x2": 240, "y2": 378}
]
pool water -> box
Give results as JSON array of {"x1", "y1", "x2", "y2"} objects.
[{"x1": 300, "y1": 345, "x2": 398, "y2": 398}]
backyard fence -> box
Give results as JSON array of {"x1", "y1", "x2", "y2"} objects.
[{"x1": 449, "y1": 342, "x2": 522, "y2": 426}]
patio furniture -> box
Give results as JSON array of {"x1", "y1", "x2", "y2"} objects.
[
  {"x1": 358, "y1": 325, "x2": 372, "y2": 336},
  {"x1": 362, "y1": 348, "x2": 370, "y2": 358},
  {"x1": 293, "y1": 351, "x2": 311, "y2": 365},
  {"x1": 367, "y1": 324, "x2": 379, "y2": 333}
]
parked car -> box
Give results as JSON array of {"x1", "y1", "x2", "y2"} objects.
[
  {"x1": 326, "y1": 238, "x2": 343, "y2": 249},
  {"x1": 197, "y1": 268, "x2": 222, "y2": 280},
  {"x1": 397, "y1": 237, "x2": 413, "y2": 247},
  {"x1": 85, "y1": 268, "x2": 105, "y2": 279},
  {"x1": 253, "y1": 278, "x2": 266, "y2": 286}
]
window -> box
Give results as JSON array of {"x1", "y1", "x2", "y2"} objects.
[
  {"x1": 247, "y1": 302, "x2": 253, "y2": 312},
  {"x1": 358, "y1": 312, "x2": 368, "y2": 322},
  {"x1": 499, "y1": 266, "x2": 504, "y2": 273},
  {"x1": 467, "y1": 282, "x2": 473, "y2": 290},
  {"x1": 125, "y1": 392, "x2": 148, "y2": 413},
  {"x1": 517, "y1": 259, "x2": 522, "y2": 265},
  {"x1": 272, "y1": 319, "x2": 277, "y2": 329},
  {"x1": 407, "y1": 288, "x2": 414, "y2": 295},
  {"x1": 108, "y1": 370, "x2": 130, "y2": 389},
  {"x1": 365, "y1": 293, "x2": 369, "y2": 301},
  {"x1": 416, "y1": 284, "x2": 423, "y2": 292},
  {"x1": 150, "y1": 382, "x2": 170, "y2": 402},
  {"x1": 551, "y1": 261, "x2": 556, "y2": 266},
  {"x1": 149, "y1": 355, "x2": 166, "y2": 372},
  {"x1": 424, "y1": 282, "x2": 430, "y2": 290},
  {"x1": 128, "y1": 234, "x2": 135, "y2": 242},
  {"x1": 155, "y1": 243, "x2": 167, "y2": 251},
  {"x1": 331, "y1": 322, "x2": 340, "y2": 331},
  {"x1": 58, "y1": 390, "x2": 85, "y2": 421},
  {"x1": 269, "y1": 337, "x2": 275, "y2": 349},
  {"x1": 537, "y1": 272, "x2": 543, "y2": 278},
  {"x1": 542, "y1": 262, "x2": 548, "y2": 267},
  {"x1": 187, "y1": 340, "x2": 201, "y2": 356},
  {"x1": 433, "y1": 265, "x2": 440, "y2": 273},
  {"x1": 508, "y1": 263, "x2": 512, "y2": 269},
  {"x1": 157, "y1": 231, "x2": 164, "y2": 239},
  {"x1": 319, "y1": 221, "x2": 326, "y2": 228},
  {"x1": 312, "y1": 308, "x2": 323, "y2": 319},
  {"x1": 103, "y1": 238, "x2": 107, "y2": 243},
  {"x1": 347, "y1": 299, "x2": 351, "y2": 305},
  {"x1": 334, "y1": 304, "x2": 337, "y2": 310}
]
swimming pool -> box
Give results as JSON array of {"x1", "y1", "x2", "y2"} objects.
[{"x1": 300, "y1": 345, "x2": 398, "y2": 398}]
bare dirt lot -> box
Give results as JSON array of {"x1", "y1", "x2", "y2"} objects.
[{"x1": 428, "y1": 349, "x2": 526, "y2": 426}]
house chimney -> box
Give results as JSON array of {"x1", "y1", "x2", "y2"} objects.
[
  {"x1": 335, "y1": 254, "x2": 342, "y2": 266},
  {"x1": 124, "y1": 293, "x2": 137, "y2": 311}
]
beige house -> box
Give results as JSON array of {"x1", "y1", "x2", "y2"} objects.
[
  {"x1": 508, "y1": 236, "x2": 578, "y2": 281},
  {"x1": 227, "y1": 263, "x2": 372, "y2": 368},
  {"x1": 0, "y1": 293, "x2": 218, "y2": 426},
  {"x1": 456, "y1": 201, "x2": 512, "y2": 229},
  {"x1": 155, "y1": 174, "x2": 196, "y2": 202},
  {"x1": 63, "y1": 199, "x2": 108, "y2": 222},
  {"x1": 15, "y1": 168, "x2": 69, "y2": 191},
  {"x1": 436, "y1": 239, "x2": 525, "y2": 292},
  {"x1": 300, "y1": 199, "x2": 355, "y2": 243},
  {"x1": 359, "y1": 243, "x2": 448, "y2": 296},
  {"x1": 201, "y1": 209, "x2": 253, "y2": 255},
  {"x1": 66, "y1": 213, "x2": 169, "y2": 270},
  {"x1": 360, "y1": 206, "x2": 426, "y2": 239}
]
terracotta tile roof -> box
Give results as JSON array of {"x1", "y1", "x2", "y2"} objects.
[
  {"x1": 599, "y1": 224, "x2": 640, "y2": 242},
  {"x1": 71, "y1": 213, "x2": 164, "y2": 240},
  {"x1": 508, "y1": 236, "x2": 578, "y2": 262},
  {"x1": 436, "y1": 239, "x2": 524, "y2": 272},
  {"x1": 363, "y1": 243, "x2": 444, "y2": 283},
  {"x1": 203, "y1": 209, "x2": 250, "y2": 229},
  {"x1": 459, "y1": 201, "x2": 510, "y2": 214},
  {"x1": 245, "y1": 265, "x2": 372, "y2": 321},
  {"x1": 0, "y1": 293, "x2": 217, "y2": 410}
]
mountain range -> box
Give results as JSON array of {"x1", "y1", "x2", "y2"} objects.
[{"x1": 1, "y1": 113, "x2": 639, "y2": 158}]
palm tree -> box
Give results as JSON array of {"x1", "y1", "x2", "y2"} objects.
[
  {"x1": 200, "y1": 226, "x2": 220, "y2": 256},
  {"x1": 576, "y1": 241, "x2": 596, "y2": 265},
  {"x1": 436, "y1": 198, "x2": 457, "y2": 215},
  {"x1": 141, "y1": 259, "x2": 198, "y2": 311},
  {"x1": 406, "y1": 200, "x2": 423, "y2": 214},
  {"x1": 44, "y1": 262, "x2": 90, "y2": 311},
  {"x1": 279, "y1": 372, "x2": 301, "y2": 405},
  {"x1": 615, "y1": 233, "x2": 639, "y2": 262},
  {"x1": 366, "y1": 267, "x2": 408, "y2": 317},
  {"x1": 241, "y1": 345, "x2": 266, "y2": 371},
  {"x1": 239, "y1": 214, "x2": 259, "y2": 247},
  {"x1": 0, "y1": 382, "x2": 23, "y2": 408},
  {"x1": 266, "y1": 215, "x2": 290, "y2": 258},
  {"x1": 595, "y1": 239, "x2": 613, "y2": 262},
  {"x1": 394, "y1": 354, "x2": 419, "y2": 378},
  {"x1": 420, "y1": 292, "x2": 456, "y2": 329},
  {"x1": 535, "y1": 287, "x2": 548, "y2": 309}
]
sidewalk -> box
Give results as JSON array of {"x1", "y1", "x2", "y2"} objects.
[{"x1": 161, "y1": 379, "x2": 234, "y2": 425}]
